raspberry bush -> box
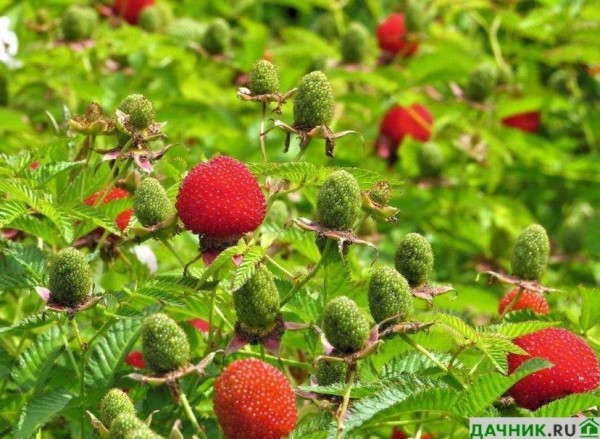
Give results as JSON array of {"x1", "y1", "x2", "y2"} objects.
[{"x1": 0, "y1": 1, "x2": 599, "y2": 439}]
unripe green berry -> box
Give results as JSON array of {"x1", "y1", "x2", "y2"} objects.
[
  {"x1": 316, "y1": 170, "x2": 361, "y2": 230},
  {"x1": 134, "y1": 178, "x2": 172, "y2": 227},
  {"x1": 48, "y1": 247, "x2": 93, "y2": 306},
  {"x1": 465, "y1": 64, "x2": 497, "y2": 102},
  {"x1": 293, "y1": 71, "x2": 335, "y2": 129},
  {"x1": 109, "y1": 414, "x2": 146, "y2": 439},
  {"x1": 368, "y1": 266, "x2": 413, "y2": 325},
  {"x1": 167, "y1": 18, "x2": 204, "y2": 45},
  {"x1": 314, "y1": 13, "x2": 338, "y2": 41},
  {"x1": 322, "y1": 296, "x2": 370, "y2": 354},
  {"x1": 99, "y1": 388, "x2": 135, "y2": 428},
  {"x1": 560, "y1": 216, "x2": 585, "y2": 254},
  {"x1": 340, "y1": 22, "x2": 368, "y2": 64},
  {"x1": 234, "y1": 265, "x2": 280, "y2": 331},
  {"x1": 489, "y1": 225, "x2": 513, "y2": 261},
  {"x1": 368, "y1": 181, "x2": 392, "y2": 206},
  {"x1": 267, "y1": 199, "x2": 289, "y2": 225},
  {"x1": 61, "y1": 6, "x2": 97, "y2": 41},
  {"x1": 124, "y1": 429, "x2": 163, "y2": 439},
  {"x1": 417, "y1": 142, "x2": 443, "y2": 178},
  {"x1": 315, "y1": 359, "x2": 348, "y2": 386},
  {"x1": 141, "y1": 313, "x2": 190, "y2": 374},
  {"x1": 202, "y1": 18, "x2": 230, "y2": 55},
  {"x1": 139, "y1": 6, "x2": 163, "y2": 32},
  {"x1": 118, "y1": 94, "x2": 155, "y2": 130},
  {"x1": 511, "y1": 224, "x2": 550, "y2": 281},
  {"x1": 394, "y1": 233, "x2": 434, "y2": 287},
  {"x1": 248, "y1": 60, "x2": 280, "y2": 95}
]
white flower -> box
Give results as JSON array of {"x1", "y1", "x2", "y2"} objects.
[
  {"x1": 0, "y1": 16, "x2": 21, "y2": 68},
  {"x1": 131, "y1": 244, "x2": 158, "y2": 273}
]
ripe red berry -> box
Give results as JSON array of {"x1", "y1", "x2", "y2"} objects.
[
  {"x1": 498, "y1": 287, "x2": 549, "y2": 315},
  {"x1": 377, "y1": 13, "x2": 419, "y2": 57},
  {"x1": 377, "y1": 104, "x2": 433, "y2": 162},
  {"x1": 214, "y1": 359, "x2": 297, "y2": 439},
  {"x1": 113, "y1": 0, "x2": 155, "y2": 25},
  {"x1": 84, "y1": 187, "x2": 133, "y2": 232},
  {"x1": 125, "y1": 351, "x2": 145, "y2": 369},
  {"x1": 508, "y1": 328, "x2": 600, "y2": 410},
  {"x1": 501, "y1": 111, "x2": 541, "y2": 133},
  {"x1": 175, "y1": 155, "x2": 266, "y2": 240},
  {"x1": 391, "y1": 428, "x2": 432, "y2": 439},
  {"x1": 189, "y1": 318, "x2": 210, "y2": 333}
]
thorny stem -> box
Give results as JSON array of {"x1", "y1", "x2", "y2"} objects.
[
  {"x1": 400, "y1": 334, "x2": 466, "y2": 390},
  {"x1": 281, "y1": 240, "x2": 332, "y2": 305},
  {"x1": 259, "y1": 102, "x2": 267, "y2": 161},
  {"x1": 335, "y1": 369, "x2": 356, "y2": 439},
  {"x1": 178, "y1": 382, "x2": 205, "y2": 437}
]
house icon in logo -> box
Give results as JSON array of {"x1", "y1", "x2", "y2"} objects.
[{"x1": 580, "y1": 418, "x2": 599, "y2": 438}]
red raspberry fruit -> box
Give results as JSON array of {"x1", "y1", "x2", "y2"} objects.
[
  {"x1": 391, "y1": 428, "x2": 432, "y2": 439},
  {"x1": 377, "y1": 104, "x2": 433, "y2": 161},
  {"x1": 84, "y1": 187, "x2": 133, "y2": 232},
  {"x1": 498, "y1": 287, "x2": 549, "y2": 315},
  {"x1": 113, "y1": 0, "x2": 155, "y2": 25},
  {"x1": 125, "y1": 351, "x2": 145, "y2": 369},
  {"x1": 508, "y1": 328, "x2": 600, "y2": 410},
  {"x1": 189, "y1": 318, "x2": 210, "y2": 333},
  {"x1": 214, "y1": 358, "x2": 297, "y2": 439},
  {"x1": 176, "y1": 155, "x2": 266, "y2": 240},
  {"x1": 377, "y1": 13, "x2": 419, "y2": 57},
  {"x1": 502, "y1": 111, "x2": 541, "y2": 133}
]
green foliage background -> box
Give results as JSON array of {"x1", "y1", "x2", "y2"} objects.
[{"x1": 0, "y1": 0, "x2": 599, "y2": 438}]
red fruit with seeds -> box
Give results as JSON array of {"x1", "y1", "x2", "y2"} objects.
[
  {"x1": 377, "y1": 13, "x2": 419, "y2": 57},
  {"x1": 498, "y1": 287, "x2": 549, "y2": 315},
  {"x1": 114, "y1": 0, "x2": 155, "y2": 25},
  {"x1": 125, "y1": 351, "x2": 145, "y2": 369},
  {"x1": 391, "y1": 428, "x2": 432, "y2": 439},
  {"x1": 84, "y1": 187, "x2": 132, "y2": 232},
  {"x1": 377, "y1": 104, "x2": 433, "y2": 162},
  {"x1": 214, "y1": 358, "x2": 297, "y2": 439},
  {"x1": 502, "y1": 111, "x2": 541, "y2": 133},
  {"x1": 176, "y1": 155, "x2": 266, "y2": 240},
  {"x1": 508, "y1": 328, "x2": 600, "y2": 410},
  {"x1": 189, "y1": 318, "x2": 210, "y2": 333}
]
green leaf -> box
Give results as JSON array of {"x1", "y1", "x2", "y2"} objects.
[
  {"x1": 533, "y1": 392, "x2": 600, "y2": 417},
  {"x1": 12, "y1": 326, "x2": 64, "y2": 392},
  {"x1": 84, "y1": 318, "x2": 143, "y2": 396},
  {"x1": 195, "y1": 242, "x2": 246, "y2": 285},
  {"x1": 12, "y1": 389, "x2": 72, "y2": 439},
  {"x1": 248, "y1": 161, "x2": 322, "y2": 183},
  {"x1": 289, "y1": 412, "x2": 332, "y2": 439},
  {"x1": 0, "y1": 242, "x2": 47, "y2": 290},
  {"x1": 0, "y1": 313, "x2": 60, "y2": 336},
  {"x1": 580, "y1": 288, "x2": 600, "y2": 331},
  {"x1": 460, "y1": 358, "x2": 552, "y2": 416},
  {"x1": 0, "y1": 200, "x2": 29, "y2": 227},
  {"x1": 483, "y1": 321, "x2": 558, "y2": 339},
  {"x1": 436, "y1": 313, "x2": 480, "y2": 346},
  {"x1": 381, "y1": 351, "x2": 460, "y2": 377},
  {"x1": 230, "y1": 245, "x2": 266, "y2": 291}
]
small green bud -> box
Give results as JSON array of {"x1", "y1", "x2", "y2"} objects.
[
  {"x1": 61, "y1": 6, "x2": 98, "y2": 41},
  {"x1": 314, "y1": 13, "x2": 338, "y2": 41},
  {"x1": 465, "y1": 64, "x2": 498, "y2": 102},
  {"x1": 368, "y1": 181, "x2": 392, "y2": 206},
  {"x1": 109, "y1": 414, "x2": 147, "y2": 439},
  {"x1": 417, "y1": 142, "x2": 443, "y2": 178},
  {"x1": 99, "y1": 388, "x2": 135, "y2": 428},
  {"x1": 234, "y1": 265, "x2": 280, "y2": 332},
  {"x1": 368, "y1": 266, "x2": 413, "y2": 325},
  {"x1": 267, "y1": 199, "x2": 289, "y2": 225},
  {"x1": 293, "y1": 71, "x2": 335, "y2": 129},
  {"x1": 394, "y1": 233, "x2": 434, "y2": 287},
  {"x1": 511, "y1": 224, "x2": 550, "y2": 281},
  {"x1": 322, "y1": 296, "x2": 370, "y2": 354},
  {"x1": 316, "y1": 170, "x2": 361, "y2": 230},
  {"x1": 315, "y1": 359, "x2": 348, "y2": 386},
  {"x1": 340, "y1": 22, "x2": 369, "y2": 64},
  {"x1": 141, "y1": 313, "x2": 190, "y2": 374},
  {"x1": 48, "y1": 247, "x2": 93, "y2": 306},
  {"x1": 202, "y1": 18, "x2": 230, "y2": 55},
  {"x1": 167, "y1": 18, "x2": 204, "y2": 45},
  {"x1": 248, "y1": 60, "x2": 280, "y2": 95},
  {"x1": 134, "y1": 178, "x2": 172, "y2": 227},
  {"x1": 118, "y1": 94, "x2": 155, "y2": 130}
]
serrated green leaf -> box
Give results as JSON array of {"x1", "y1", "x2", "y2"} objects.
[
  {"x1": 580, "y1": 288, "x2": 600, "y2": 331},
  {"x1": 533, "y1": 392, "x2": 600, "y2": 417},
  {"x1": 195, "y1": 242, "x2": 246, "y2": 285},
  {"x1": 436, "y1": 313, "x2": 480, "y2": 346},
  {"x1": 12, "y1": 326, "x2": 64, "y2": 392},
  {"x1": 0, "y1": 313, "x2": 60, "y2": 336},
  {"x1": 460, "y1": 358, "x2": 552, "y2": 416},
  {"x1": 381, "y1": 351, "x2": 460, "y2": 377},
  {"x1": 12, "y1": 389, "x2": 72, "y2": 439},
  {"x1": 230, "y1": 245, "x2": 266, "y2": 291},
  {"x1": 483, "y1": 321, "x2": 558, "y2": 339},
  {"x1": 289, "y1": 412, "x2": 332, "y2": 439},
  {"x1": 0, "y1": 200, "x2": 29, "y2": 227},
  {"x1": 248, "y1": 161, "x2": 321, "y2": 183},
  {"x1": 0, "y1": 242, "x2": 47, "y2": 290},
  {"x1": 84, "y1": 318, "x2": 143, "y2": 396}
]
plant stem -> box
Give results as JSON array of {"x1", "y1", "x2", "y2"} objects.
[
  {"x1": 335, "y1": 369, "x2": 356, "y2": 439},
  {"x1": 206, "y1": 287, "x2": 218, "y2": 352},
  {"x1": 59, "y1": 326, "x2": 81, "y2": 380},
  {"x1": 178, "y1": 382, "x2": 205, "y2": 437},
  {"x1": 500, "y1": 286, "x2": 523, "y2": 317},
  {"x1": 160, "y1": 237, "x2": 186, "y2": 269},
  {"x1": 265, "y1": 255, "x2": 295, "y2": 279},
  {"x1": 234, "y1": 350, "x2": 311, "y2": 369},
  {"x1": 259, "y1": 102, "x2": 267, "y2": 161},
  {"x1": 71, "y1": 319, "x2": 84, "y2": 349},
  {"x1": 281, "y1": 240, "x2": 331, "y2": 306}
]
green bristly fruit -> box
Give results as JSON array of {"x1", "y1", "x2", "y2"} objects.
[
  {"x1": 118, "y1": 94, "x2": 155, "y2": 130},
  {"x1": 465, "y1": 64, "x2": 498, "y2": 102},
  {"x1": 99, "y1": 388, "x2": 135, "y2": 428},
  {"x1": 511, "y1": 224, "x2": 550, "y2": 281},
  {"x1": 315, "y1": 359, "x2": 348, "y2": 386},
  {"x1": 248, "y1": 60, "x2": 280, "y2": 95},
  {"x1": 234, "y1": 265, "x2": 280, "y2": 332},
  {"x1": 109, "y1": 414, "x2": 147, "y2": 439},
  {"x1": 316, "y1": 170, "x2": 361, "y2": 230},
  {"x1": 48, "y1": 247, "x2": 93, "y2": 306},
  {"x1": 394, "y1": 233, "x2": 434, "y2": 287},
  {"x1": 134, "y1": 178, "x2": 173, "y2": 227},
  {"x1": 322, "y1": 296, "x2": 370, "y2": 354},
  {"x1": 340, "y1": 22, "x2": 369, "y2": 64},
  {"x1": 202, "y1": 18, "x2": 230, "y2": 55},
  {"x1": 141, "y1": 313, "x2": 190, "y2": 374},
  {"x1": 61, "y1": 6, "x2": 97, "y2": 41},
  {"x1": 293, "y1": 71, "x2": 335, "y2": 129},
  {"x1": 417, "y1": 142, "x2": 443, "y2": 178},
  {"x1": 167, "y1": 18, "x2": 204, "y2": 45},
  {"x1": 368, "y1": 266, "x2": 413, "y2": 325}
]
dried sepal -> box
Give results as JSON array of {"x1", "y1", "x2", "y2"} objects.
[
  {"x1": 479, "y1": 270, "x2": 560, "y2": 295},
  {"x1": 411, "y1": 284, "x2": 457, "y2": 306},
  {"x1": 126, "y1": 351, "x2": 220, "y2": 386}
]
